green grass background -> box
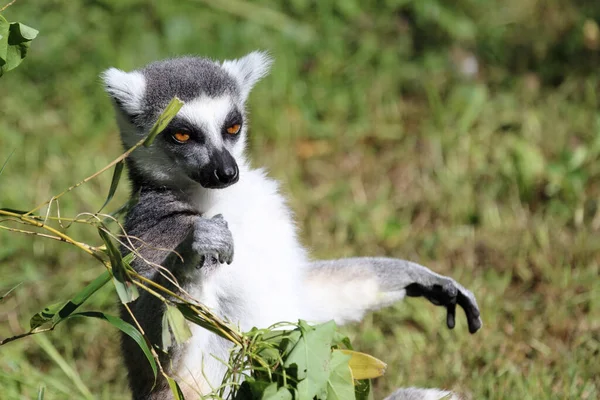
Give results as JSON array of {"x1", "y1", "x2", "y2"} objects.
[{"x1": 1, "y1": 0, "x2": 599, "y2": 399}]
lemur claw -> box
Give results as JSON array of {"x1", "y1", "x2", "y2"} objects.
[
  {"x1": 192, "y1": 215, "x2": 234, "y2": 268},
  {"x1": 406, "y1": 280, "x2": 482, "y2": 334}
]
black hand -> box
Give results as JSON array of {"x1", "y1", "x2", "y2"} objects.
[{"x1": 405, "y1": 282, "x2": 481, "y2": 334}]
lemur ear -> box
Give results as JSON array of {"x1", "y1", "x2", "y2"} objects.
[
  {"x1": 102, "y1": 68, "x2": 146, "y2": 116},
  {"x1": 221, "y1": 51, "x2": 272, "y2": 101}
]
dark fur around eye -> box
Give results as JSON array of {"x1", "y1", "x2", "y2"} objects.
[
  {"x1": 163, "y1": 118, "x2": 204, "y2": 144},
  {"x1": 222, "y1": 109, "x2": 243, "y2": 137}
]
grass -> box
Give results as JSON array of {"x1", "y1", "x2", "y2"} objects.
[{"x1": 1, "y1": 0, "x2": 599, "y2": 399}]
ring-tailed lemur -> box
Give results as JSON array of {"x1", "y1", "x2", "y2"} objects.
[{"x1": 103, "y1": 51, "x2": 482, "y2": 400}]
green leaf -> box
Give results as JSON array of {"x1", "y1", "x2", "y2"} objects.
[
  {"x1": 166, "y1": 376, "x2": 186, "y2": 400},
  {"x1": 56, "y1": 270, "x2": 112, "y2": 321},
  {"x1": 0, "y1": 148, "x2": 15, "y2": 176},
  {"x1": 162, "y1": 304, "x2": 192, "y2": 349},
  {"x1": 37, "y1": 385, "x2": 45, "y2": 400},
  {"x1": 30, "y1": 302, "x2": 63, "y2": 330},
  {"x1": 72, "y1": 311, "x2": 157, "y2": 381},
  {"x1": 354, "y1": 379, "x2": 370, "y2": 400},
  {"x1": 112, "y1": 276, "x2": 139, "y2": 304},
  {"x1": 144, "y1": 97, "x2": 184, "y2": 147},
  {"x1": 97, "y1": 160, "x2": 124, "y2": 213},
  {"x1": 98, "y1": 227, "x2": 139, "y2": 303},
  {"x1": 331, "y1": 331, "x2": 353, "y2": 349},
  {"x1": 262, "y1": 383, "x2": 293, "y2": 400},
  {"x1": 176, "y1": 302, "x2": 235, "y2": 342},
  {"x1": 0, "y1": 15, "x2": 8, "y2": 67},
  {"x1": 236, "y1": 378, "x2": 270, "y2": 399},
  {"x1": 326, "y1": 350, "x2": 354, "y2": 400},
  {"x1": 9, "y1": 22, "x2": 38, "y2": 41},
  {"x1": 237, "y1": 380, "x2": 293, "y2": 400},
  {"x1": 161, "y1": 309, "x2": 172, "y2": 350},
  {"x1": 336, "y1": 349, "x2": 386, "y2": 380},
  {"x1": 0, "y1": 20, "x2": 38, "y2": 75},
  {"x1": 0, "y1": 208, "x2": 32, "y2": 216},
  {"x1": 0, "y1": 282, "x2": 21, "y2": 302},
  {"x1": 284, "y1": 320, "x2": 336, "y2": 400},
  {"x1": 30, "y1": 271, "x2": 111, "y2": 329}
]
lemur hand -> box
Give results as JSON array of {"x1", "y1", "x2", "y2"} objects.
[
  {"x1": 405, "y1": 277, "x2": 481, "y2": 334},
  {"x1": 192, "y1": 214, "x2": 234, "y2": 267}
]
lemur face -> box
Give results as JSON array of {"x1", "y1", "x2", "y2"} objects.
[{"x1": 102, "y1": 52, "x2": 271, "y2": 189}]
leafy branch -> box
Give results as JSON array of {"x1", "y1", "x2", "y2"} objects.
[{"x1": 0, "y1": 97, "x2": 385, "y2": 399}]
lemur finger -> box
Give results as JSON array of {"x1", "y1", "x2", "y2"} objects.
[
  {"x1": 446, "y1": 303, "x2": 456, "y2": 330},
  {"x1": 457, "y1": 291, "x2": 482, "y2": 334},
  {"x1": 443, "y1": 282, "x2": 457, "y2": 329},
  {"x1": 212, "y1": 214, "x2": 229, "y2": 228},
  {"x1": 466, "y1": 309, "x2": 482, "y2": 334},
  {"x1": 218, "y1": 252, "x2": 232, "y2": 265}
]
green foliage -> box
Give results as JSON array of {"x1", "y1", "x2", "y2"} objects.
[
  {"x1": 161, "y1": 305, "x2": 193, "y2": 350},
  {"x1": 0, "y1": 14, "x2": 37, "y2": 76},
  {"x1": 236, "y1": 321, "x2": 368, "y2": 400},
  {"x1": 0, "y1": 98, "x2": 380, "y2": 400},
  {"x1": 97, "y1": 227, "x2": 139, "y2": 304},
  {"x1": 0, "y1": 1, "x2": 599, "y2": 399}
]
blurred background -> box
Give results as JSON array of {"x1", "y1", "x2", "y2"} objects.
[{"x1": 1, "y1": 0, "x2": 599, "y2": 399}]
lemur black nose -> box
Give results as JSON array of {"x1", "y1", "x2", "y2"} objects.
[{"x1": 215, "y1": 165, "x2": 239, "y2": 185}]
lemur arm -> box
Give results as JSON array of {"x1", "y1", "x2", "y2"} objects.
[
  {"x1": 121, "y1": 190, "x2": 199, "y2": 279},
  {"x1": 119, "y1": 189, "x2": 235, "y2": 399},
  {"x1": 304, "y1": 257, "x2": 482, "y2": 334},
  {"x1": 121, "y1": 190, "x2": 233, "y2": 280}
]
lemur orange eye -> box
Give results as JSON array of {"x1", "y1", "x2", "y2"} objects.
[
  {"x1": 227, "y1": 124, "x2": 241, "y2": 135},
  {"x1": 173, "y1": 132, "x2": 190, "y2": 143}
]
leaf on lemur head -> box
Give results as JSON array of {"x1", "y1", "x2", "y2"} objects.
[{"x1": 144, "y1": 97, "x2": 185, "y2": 147}]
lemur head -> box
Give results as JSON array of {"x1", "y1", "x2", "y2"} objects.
[{"x1": 102, "y1": 51, "x2": 271, "y2": 190}]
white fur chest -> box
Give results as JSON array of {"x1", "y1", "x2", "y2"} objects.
[{"x1": 178, "y1": 166, "x2": 309, "y2": 393}]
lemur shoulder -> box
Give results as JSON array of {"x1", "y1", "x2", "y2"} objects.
[{"x1": 102, "y1": 52, "x2": 482, "y2": 400}]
